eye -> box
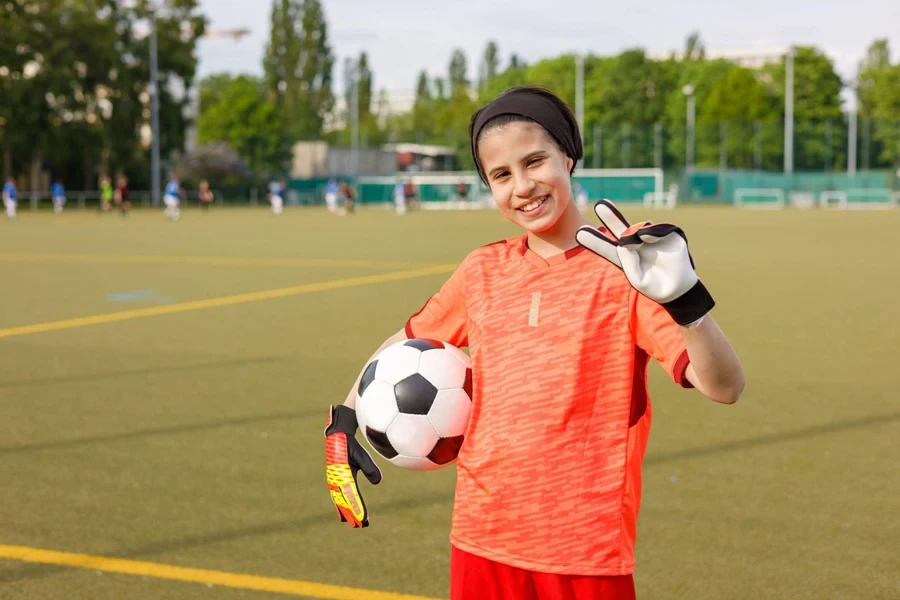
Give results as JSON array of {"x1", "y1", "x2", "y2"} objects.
[
  {"x1": 492, "y1": 171, "x2": 509, "y2": 181},
  {"x1": 527, "y1": 157, "x2": 544, "y2": 167}
]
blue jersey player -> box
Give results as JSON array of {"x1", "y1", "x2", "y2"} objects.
[
  {"x1": 163, "y1": 176, "x2": 182, "y2": 221},
  {"x1": 51, "y1": 180, "x2": 66, "y2": 214},
  {"x1": 2, "y1": 177, "x2": 17, "y2": 220}
]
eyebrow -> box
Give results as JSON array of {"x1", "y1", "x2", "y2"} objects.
[{"x1": 487, "y1": 151, "x2": 548, "y2": 178}]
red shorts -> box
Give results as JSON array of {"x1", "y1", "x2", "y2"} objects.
[{"x1": 450, "y1": 546, "x2": 636, "y2": 600}]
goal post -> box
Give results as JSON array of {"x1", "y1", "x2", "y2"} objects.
[{"x1": 733, "y1": 188, "x2": 785, "y2": 209}]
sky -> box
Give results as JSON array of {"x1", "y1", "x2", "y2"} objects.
[{"x1": 197, "y1": 0, "x2": 900, "y2": 97}]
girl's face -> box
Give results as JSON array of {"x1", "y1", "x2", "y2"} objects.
[{"x1": 477, "y1": 121, "x2": 574, "y2": 235}]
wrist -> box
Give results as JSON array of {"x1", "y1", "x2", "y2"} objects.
[{"x1": 661, "y1": 280, "x2": 715, "y2": 326}]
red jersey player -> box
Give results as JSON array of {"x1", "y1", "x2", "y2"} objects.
[{"x1": 325, "y1": 87, "x2": 745, "y2": 600}]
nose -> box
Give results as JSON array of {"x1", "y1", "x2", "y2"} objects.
[{"x1": 513, "y1": 172, "x2": 536, "y2": 199}]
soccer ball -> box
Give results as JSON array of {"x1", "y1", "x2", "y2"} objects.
[{"x1": 356, "y1": 338, "x2": 473, "y2": 471}]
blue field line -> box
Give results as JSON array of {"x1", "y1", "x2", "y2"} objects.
[{"x1": 107, "y1": 289, "x2": 176, "y2": 304}]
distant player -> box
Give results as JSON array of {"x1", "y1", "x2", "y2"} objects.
[
  {"x1": 575, "y1": 182, "x2": 589, "y2": 209},
  {"x1": 456, "y1": 179, "x2": 470, "y2": 203},
  {"x1": 115, "y1": 175, "x2": 130, "y2": 216},
  {"x1": 51, "y1": 179, "x2": 66, "y2": 214},
  {"x1": 198, "y1": 180, "x2": 214, "y2": 212},
  {"x1": 324, "y1": 178, "x2": 339, "y2": 214},
  {"x1": 99, "y1": 176, "x2": 113, "y2": 212},
  {"x1": 324, "y1": 87, "x2": 745, "y2": 600},
  {"x1": 339, "y1": 180, "x2": 355, "y2": 214},
  {"x1": 163, "y1": 176, "x2": 182, "y2": 221},
  {"x1": 393, "y1": 181, "x2": 406, "y2": 215},
  {"x1": 2, "y1": 177, "x2": 17, "y2": 219},
  {"x1": 403, "y1": 179, "x2": 417, "y2": 210},
  {"x1": 267, "y1": 180, "x2": 284, "y2": 215}
]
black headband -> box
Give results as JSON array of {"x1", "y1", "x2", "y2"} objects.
[{"x1": 471, "y1": 90, "x2": 582, "y2": 183}]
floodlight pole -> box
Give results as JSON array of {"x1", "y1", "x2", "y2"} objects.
[
  {"x1": 683, "y1": 84, "x2": 695, "y2": 172},
  {"x1": 150, "y1": 13, "x2": 161, "y2": 207},
  {"x1": 784, "y1": 49, "x2": 795, "y2": 174},
  {"x1": 350, "y1": 60, "x2": 359, "y2": 177},
  {"x1": 848, "y1": 105, "x2": 857, "y2": 177}
]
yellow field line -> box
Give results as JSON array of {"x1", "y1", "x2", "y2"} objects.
[
  {"x1": 0, "y1": 265, "x2": 454, "y2": 340},
  {"x1": 0, "y1": 252, "x2": 430, "y2": 270},
  {"x1": 0, "y1": 544, "x2": 441, "y2": 600}
]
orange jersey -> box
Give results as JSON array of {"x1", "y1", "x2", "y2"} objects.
[{"x1": 406, "y1": 235, "x2": 691, "y2": 576}]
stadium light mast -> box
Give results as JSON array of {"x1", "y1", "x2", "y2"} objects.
[
  {"x1": 682, "y1": 84, "x2": 695, "y2": 172},
  {"x1": 784, "y1": 48, "x2": 796, "y2": 174},
  {"x1": 150, "y1": 14, "x2": 160, "y2": 207},
  {"x1": 350, "y1": 60, "x2": 360, "y2": 177},
  {"x1": 848, "y1": 99, "x2": 858, "y2": 177},
  {"x1": 575, "y1": 54, "x2": 585, "y2": 148}
]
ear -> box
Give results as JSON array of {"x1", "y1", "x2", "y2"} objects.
[{"x1": 565, "y1": 155, "x2": 574, "y2": 173}]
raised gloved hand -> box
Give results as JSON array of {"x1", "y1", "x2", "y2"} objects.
[{"x1": 576, "y1": 200, "x2": 715, "y2": 326}]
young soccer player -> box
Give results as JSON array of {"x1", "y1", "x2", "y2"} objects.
[
  {"x1": 2, "y1": 177, "x2": 17, "y2": 219},
  {"x1": 324, "y1": 178, "x2": 340, "y2": 214},
  {"x1": 393, "y1": 180, "x2": 407, "y2": 215},
  {"x1": 115, "y1": 175, "x2": 131, "y2": 216},
  {"x1": 51, "y1": 179, "x2": 66, "y2": 214},
  {"x1": 99, "y1": 176, "x2": 113, "y2": 212},
  {"x1": 324, "y1": 87, "x2": 745, "y2": 600},
  {"x1": 163, "y1": 175, "x2": 182, "y2": 221},
  {"x1": 267, "y1": 180, "x2": 284, "y2": 216},
  {"x1": 198, "y1": 180, "x2": 214, "y2": 212}
]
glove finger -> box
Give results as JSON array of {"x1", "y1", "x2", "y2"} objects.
[
  {"x1": 592, "y1": 200, "x2": 630, "y2": 239},
  {"x1": 338, "y1": 503, "x2": 367, "y2": 528},
  {"x1": 619, "y1": 223, "x2": 686, "y2": 247},
  {"x1": 576, "y1": 226, "x2": 623, "y2": 268},
  {"x1": 350, "y1": 441, "x2": 383, "y2": 485}
]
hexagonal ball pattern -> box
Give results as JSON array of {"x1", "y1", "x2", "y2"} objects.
[
  {"x1": 364, "y1": 427, "x2": 398, "y2": 459},
  {"x1": 440, "y1": 343, "x2": 472, "y2": 369},
  {"x1": 387, "y1": 413, "x2": 439, "y2": 457},
  {"x1": 427, "y1": 388, "x2": 472, "y2": 438},
  {"x1": 356, "y1": 380, "x2": 399, "y2": 434},
  {"x1": 418, "y1": 349, "x2": 467, "y2": 390},
  {"x1": 394, "y1": 373, "x2": 438, "y2": 415},
  {"x1": 373, "y1": 343, "x2": 421, "y2": 385}
]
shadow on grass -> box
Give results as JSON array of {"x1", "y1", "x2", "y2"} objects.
[
  {"x1": 0, "y1": 356, "x2": 282, "y2": 391},
  {"x1": 0, "y1": 492, "x2": 452, "y2": 585},
  {"x1": 0, "y1": 408, "x2": 320, "y2": 455},
  {"x1": 646, "y1": 411, "x2": 900, "y2": 466}
]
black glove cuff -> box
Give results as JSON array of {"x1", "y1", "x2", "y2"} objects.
[
  {"x1": 326, "y1": 405, "x2": 359, "y2": 436},
  {"x1": 662, "y1": 280, "x2": 715, "y2": 326}
]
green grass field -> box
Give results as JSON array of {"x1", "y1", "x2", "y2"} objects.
[{"x1": 1, "y1": 205, "x2": 898, "y2": 600}]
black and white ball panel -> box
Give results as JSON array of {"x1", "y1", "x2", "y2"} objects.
[
  {"x1": 373, "y1": 344, "x2": 422, "y2": 385},
  {"x1": 364, "y1": 427, "x2": 398, "y2": 459},
  {"x1": 356, "y1": 380, "x2": 398, "y2": 432},
  {"x1": 402, "y1": 338, "x2": 445, "y2": 352},
  {"x1": 394, "y1": 373, "x2": 438, "y2": 415},
  {"x1": 387, "y1": 414, "x2": 439, "y2": 457},
  {"x1": 427, "y1": 388, "x2": 471, "y2": 438},
  {"x1": 418, "y1": 348, "x2": 467, "y2": 390},
  {"x1": 357, "y1": 359, "x2": 379, "y2": 397}
]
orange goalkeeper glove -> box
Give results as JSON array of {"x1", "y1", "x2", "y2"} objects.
[{"x1": 325, "y1": 405, "x2": 382, "y2": 528}]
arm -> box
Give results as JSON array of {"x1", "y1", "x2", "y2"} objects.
[
  {"x1": 342, "y1": 328, "x2": 408, "y2": 409},
  {"x1": 682, "y1": 315, "x2": 744, "y2": 404}
]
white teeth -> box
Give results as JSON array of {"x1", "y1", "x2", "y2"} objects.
[{"x1": 520, "y1": 197, "x2": 546, "y2": 212}]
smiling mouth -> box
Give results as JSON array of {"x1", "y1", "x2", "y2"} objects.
[{"x1": 518, "y1": 196, "x2": 547, "y2": 213}]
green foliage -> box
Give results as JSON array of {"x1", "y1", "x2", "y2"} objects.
[
  {"x1": 198, "y1": 74, "x2": 290, "y2": 175},
  {"x1": 263, "y1": 0, "x2": 334, "y2": 140},
  {"x1": 857, "y1": 40, "x2": 900, "y2": 166}
]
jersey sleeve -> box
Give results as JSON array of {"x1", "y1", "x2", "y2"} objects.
[
  {"x1": 631, "y1": 290, "x2": 692, "y2": 388},
  {"x1": 405, "y1": 262, "x2": 468, "y2": 348}
]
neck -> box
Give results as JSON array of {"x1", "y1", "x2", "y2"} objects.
[{"x1": 526, "y1": 199, "x2": 590, "y2": 259}]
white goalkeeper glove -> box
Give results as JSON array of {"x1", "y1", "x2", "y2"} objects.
[{"x1": 575, "y1": 199, "x2": 715, "y2": 326}]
